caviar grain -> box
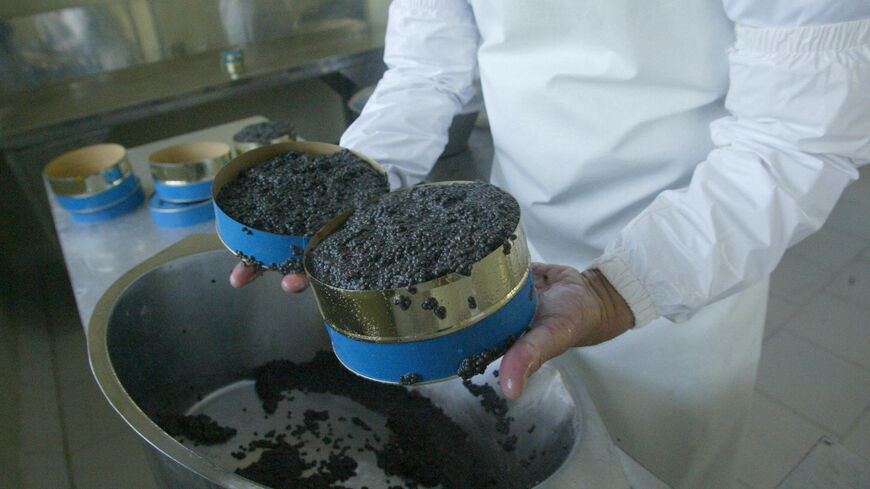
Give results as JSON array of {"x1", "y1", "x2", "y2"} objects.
[
  {"x1": 216, "y1": 149, "x2": 387, "y2": 237},
  {"x1": 233, "y1": 120, "x2": 296, "y2": 144},
  {"x1": 308, "y1": 182, "x2": 519, "y2": 290}
]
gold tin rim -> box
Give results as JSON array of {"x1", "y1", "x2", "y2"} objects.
[
  {"x1": 44, "y1": 143, "x2": 132, "y2": 197},
  {"x1": 303, "y1": 181, "x2": 531, "y2": 344},
  {"x1": 233, "y1": 135, "x2": 295, "y2": 157},
  {"x1": 211, "y1": 140, "x2": 387, "y2": 236},
  {"x1": 149, "y1": 142, "x2": 231, "y2": 185}
]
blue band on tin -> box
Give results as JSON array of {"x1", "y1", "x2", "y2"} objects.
[
  {"x1": 149, "y1": 193, "x2": 215, "y2": 227},
  {"x1": 326, "y1": 271, "x2": 538, "y2": 384},
  {"x1": 101, "y1": 166, "x2": 124, "y2": 184},
  {"x1": 68, "y1": 184, "x2": 145, "y2": 223},
  {"x1": 55, "y1": 173, "x2": 138, "y2": 211},
  {"x1": 153, "y1": 180, "x2": 214, "y2": 203},
  {"x1": 214, "y1": 203, "x2": 308, "y2": 267}
]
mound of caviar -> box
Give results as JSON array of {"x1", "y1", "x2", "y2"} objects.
[
  {"x1": 308, "y1": 181, "x2": 520, "y2": 290},
  {"x1": 215, "y1": 150, "x2": 388, "y2": 236},
  {"x1": 156, "y1": 413, "x2": 237, "y2": 446},
  {"x1": 242, "y1": 351, "x2": 502, "y2": 489},
  {"x1": 233, "y1": 120, "x2": 296, "y2": 144}
]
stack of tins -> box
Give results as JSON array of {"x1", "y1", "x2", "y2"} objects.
[
  {"x1": 147, "y1": 142, "x2": 230, "y2": 227},
  {"x1": 44, "y1": 144, "x2": 145, "y2": 222}
]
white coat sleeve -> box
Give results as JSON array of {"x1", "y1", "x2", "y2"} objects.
[
  {"x1": 592, "y1": 14, "x2": 870, "y2": 326},
  {"x1": 339, "y1": 0, "x2": 480, "y2": 189}
]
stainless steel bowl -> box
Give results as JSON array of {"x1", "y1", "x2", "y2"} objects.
[{"x1": 87, "y1": 234, "x2": 629, "y2": 489}]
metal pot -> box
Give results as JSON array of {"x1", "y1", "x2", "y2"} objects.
[{"x1": 87, "y1": 234, "x2": 630, "y2": 488}]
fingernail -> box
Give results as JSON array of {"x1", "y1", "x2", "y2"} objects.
[{"x1": 504, "y1": 376, "x2": 525, "y2": 399}]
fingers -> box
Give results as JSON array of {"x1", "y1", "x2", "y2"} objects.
[
  {"x1": 230, "y1": 262, "x2": 309, "y2": 293},
  {"x1": 281, "y1": 274, "x2": 309, "y2": 293},
  {"x1": 499, "y1": 314, "x2": 579, "y2": 399},
  {"x1": 229, "y1": 262, "x2": 263, "y2": 288}
]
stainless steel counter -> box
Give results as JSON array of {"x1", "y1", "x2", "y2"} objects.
[{"x1": 50, "y1": 117, "x2": 263, "y2": 332}]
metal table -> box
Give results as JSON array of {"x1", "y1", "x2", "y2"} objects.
[{"x1": 50, "y1": 116, "x2": 266, "y2": 332}]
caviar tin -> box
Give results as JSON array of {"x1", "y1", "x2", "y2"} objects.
[
  {"x1": 233, "y1": 134, "x2": 295, "y2": 157},
  {"x1": 220, "y1": 47, "x2": 245, "y2": 78},
  {"x1": 149, "y1": 142, "x2": 230, "y2": 203},
  {"x1": 212, "y1": 141, "x2": 385, "y2": 273},
  {"x1": 67, "y1": 178, "x2": 145, "y2": 223},
  {"x1": 43, "y1": 143, "x2": 134, "y2": 210},
  {"x1": 148, "y1": 193, "x2": 214, "y2": 227},
  {"x1": 304, "y1": 186, "x2": 538, "y2": 385},
  {"x1": 54, "y1": 172, "x2": 138, "y2": 211}
]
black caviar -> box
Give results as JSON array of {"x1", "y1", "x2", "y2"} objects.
[
  {"x1": 239, "y1": 352, "x2": 511, "y2": 488},
  {"x1": 155, "y1": 413, "x2": 237, "y2": 446},
  {"x1": 456, "y1": 331, "x2": 526, "y2": 380},
  {"x1": 398, "y1": 373, "x2": 421, "y2": 385},
  {"x1": 308, "y1": 181, "x2": 520, "y2": 290},
  {"x1": 215, "y1": 149, "x2": 388, "y2": 237},
  {"x1": 164, "y1": 350, "x2": 551, "y2": 489},
  {"x1": 233, "y1": 120, "x2": 296, "y2": 144}
]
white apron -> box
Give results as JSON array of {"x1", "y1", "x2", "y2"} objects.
[
  {"x1": 470, "y1": 1, "x2": 767, "y2": 487},
  {"x1": 343, "y1": 2, "x2": 869, "y2": 487}
]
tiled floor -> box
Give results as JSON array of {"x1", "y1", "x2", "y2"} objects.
[
  {"x1": 1, "y1": 157, "x2": 868, "y2": 488},
  {"x1": 741, "y1": 166, "x2": 870, "y2": 489}
]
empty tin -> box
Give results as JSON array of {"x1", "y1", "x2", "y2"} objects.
[
  {"x1": 44, "y1": 143, "x2": 134, "y2": 209},
  {"x1": 54, "y1": 172, "x2": 138, "y2": 211},
  {"x1": 149, "y1": 142, "x2": 230, "y2": 203},
  {"x1": 67, "y1": 178, "x2": 145, "y2": 223},
  {"x1": 304, "y1": 187, "x2": 538, "y2": 385},
  {"x1": 212, "y1": 141, "x2": 385, "y2": 273},
  {"x1": 148, "y1": 193, "x2": 214, "y2": 227}
]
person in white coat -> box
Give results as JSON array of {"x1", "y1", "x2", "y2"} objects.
[{"x1": 231, "y1": 1, "x2": 870, "y2": 487}]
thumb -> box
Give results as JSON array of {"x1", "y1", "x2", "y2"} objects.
[{"x1": 499, "y1": 315, "x2": 578, "y2": 399}]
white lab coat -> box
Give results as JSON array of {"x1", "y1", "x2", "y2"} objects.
[{"x1": 340, "y1": 1, "x2": 870, "y2": 487}]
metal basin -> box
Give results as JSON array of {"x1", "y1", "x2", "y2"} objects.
[{"x1": 87, "y1": 234, "x2": 629, "y2": 488}]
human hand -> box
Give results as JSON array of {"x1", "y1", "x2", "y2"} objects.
[
  {"x1": 499, "y1": 264, "x2": 634, "y2": 399},
  {"x1": 228, "y1": 262, "x2": 309, "y2": 293}
]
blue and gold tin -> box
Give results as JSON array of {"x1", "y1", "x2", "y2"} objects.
[
  {"x1": 149, "y1": 142, "x2": 230, "y2": 203},
  {"x1": 233, "y1": 134, "x2": 295, "y2": 158},
  {"x1": 148, "y1": 194, "x2": 214, "y2": 228},
  {"x1": 44, "y1": 143, "x2": 134, "y2": 211},
  {"x1": 67, "y1": 178, "x2": 145, "y2": 223},
  {"x1": 220, "y1": 48, "x2": 245, "y2": 78},
  {"x1": 55, "y1": 172, "x2": 138, "y2": 211},
  {"x1": 232, "y1": 120, "x2": 297, "y2": 156},
  {"x1": 212, "y1": 141, "x2": 385, "y2": 273},
  {"x1": 304, "y1": 185, "x2": 538, "y2": 385}
]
